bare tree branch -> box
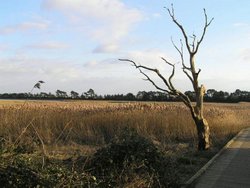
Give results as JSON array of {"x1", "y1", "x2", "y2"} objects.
[
  {"x1": 194, "y1": 9, "x2": 214, "y2": 54},
  {"x1": 167, "y1": 4, "x2": 192, "y2": 54},
  {"x1": 119, "y1": 58, "x2": 195, "y2": 116},
  {"x1": 190, "y1": 34, "x2": 197, "y2": 52},
  {"x1": 168, "y1": 5, "x2": 213, "y2": 55},
  {"x1": 171, "y1": 38, "x2": 189, "y2": 70},
  {"x1": 160, "y1": 57, "x2": 176, "y2": 90},
  {"x1": 183, "y1": 69, "x2": 194, "y2": 83},
  {"x1": 119, "y1": 59, "x2": 172, "y2": 92},
  {"x1": 197, "y1": 68, "x2": 201, "y2": 76},
  {"x1": 177, "y1": 91, "x2": 196, "y2": 118},
  {"x1": 138, "y1": 69, "x2": 169, "y2": 93},
  {"x1": 171, "y1": 38, "x2": 194, "y2": 83}
]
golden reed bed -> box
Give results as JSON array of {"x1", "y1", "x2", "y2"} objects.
[{"x1": 0, "y1": 100, "x2": 249, "y2": 152}]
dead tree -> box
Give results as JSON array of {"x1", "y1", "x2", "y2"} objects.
[{"x1": 119, "y1": 6, "x2": 213, "y2": 150}]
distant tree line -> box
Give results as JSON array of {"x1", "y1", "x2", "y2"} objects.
[
  {"x1": 0, "y1": 89, "x2": 98, "y2": 100},
  {"x1": 0, "y1": 88, "x2": 250, "y2": 103},
  {"x1": 186, "y1": 89, "x2": 250, "y2": 103}
]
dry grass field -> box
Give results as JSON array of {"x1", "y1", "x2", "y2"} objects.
[{"x1": 0, "y1": 100, "x2": 250, "y2": 187}]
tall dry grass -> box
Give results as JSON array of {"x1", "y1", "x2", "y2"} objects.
[{"x1": 0, "y1": 100, "x2": 249, "y2": 154}]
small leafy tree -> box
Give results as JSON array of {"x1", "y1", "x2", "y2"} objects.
[
  {"x1": 32, "y1": 81, "x2": 45, "y2": 92},
  {"x1": 70, "y1": 90, "x2": 79, "y2": 99},
  {"x1": 84, "y1": 88, "x2": 96, "y2": 99},
  {"x1": 56, "y1": 90, "x2": 68, "y2": 98}
]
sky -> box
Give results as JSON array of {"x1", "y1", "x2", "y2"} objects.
[{"x1": 0, "y1": 0, "x2": 250, "y2": 95}]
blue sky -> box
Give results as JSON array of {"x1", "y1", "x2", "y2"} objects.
[{"x1": 0, "y1": 0, "x2": 250, "y2": 94}]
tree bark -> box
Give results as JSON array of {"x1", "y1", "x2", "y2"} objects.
[
  {"x1": 195, "y1": 117, "x2": 210, "y2": 150},
  {"x1": 193, "y1": 85, "x2": 210, "y2": 150}
]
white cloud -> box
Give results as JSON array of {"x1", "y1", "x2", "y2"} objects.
[
  {"x1": 233, "y1": 22, "x2": 249, "y2": 27},
  {"x1": 0, "y1": 21, "x2": 50, "y2": 35},
  {"x1": 0, "y1": 44, "x2": 8, "y2": 51},
  {"x1": 123, "y1": 49, "x2": 176, "y2": 69},
  {"x1": 93, "y1": 43, "x2": 119, "y2": 53},
  {"x1": 42, "y1": 0, "x2": 143, "y2": 53},
  {"x1": 239, "y1": 48, "x2": 250, "y2": 62},
  {"x1": 0, "y1": 55, "x2": 85, "y2": 93},
  {"x1": 0, "y1": 55, "x2": 81, "y2": 80},
  {"x1": 26, "y1": 41, "x2": 69, "y2": 50},
  {"x1": 83, "y1": 58, "x2": 124, "y2": 77},
  {"x1": 152, "y1": 13, "x2": 162, "y2": 18},
  {"x1": 42, "y1": 66, "x2": 81, "y2": 82},
  {"x1": 19, "y1": 21, "x2": 49, "y2": 30},
  {"x1": 84, "y1": 49, "x2": 175, "y2": 74}
]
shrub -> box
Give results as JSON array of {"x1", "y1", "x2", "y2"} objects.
[
  {"x1": 88, "y1": 128, "x2": 179, "y2": 187},
  {"x1": 0, "y1": 164, "x2": 45, "y2": 187}
]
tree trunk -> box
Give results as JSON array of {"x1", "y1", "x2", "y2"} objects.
[
  {"x1": 193, "y1": 85, "x2": 210, "y2": 150},
  {"x1": 195, "y1": 117, "x2": 210, "y2": 150}
]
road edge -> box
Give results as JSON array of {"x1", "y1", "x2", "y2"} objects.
[{"x1": 182, "y1": 128, "x2": 248, "y2": 188}]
